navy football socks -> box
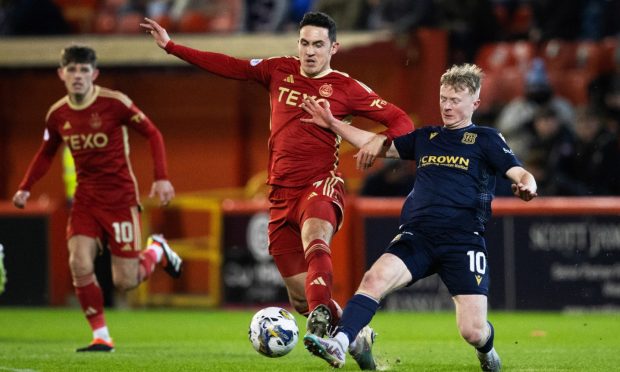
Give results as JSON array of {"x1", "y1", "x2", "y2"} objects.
[
  {"x1": 338, "y1": 293, "x2": 380, "y2": 343},
  {"x1": 477, "y1": 321, "x2": 495, "y2": 353}
]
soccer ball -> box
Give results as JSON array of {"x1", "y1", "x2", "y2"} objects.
[{"x1": 248, "y1": 307, "x2": 299, "y2": 357}]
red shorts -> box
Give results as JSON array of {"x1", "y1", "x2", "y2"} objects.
[
  {"x1": 268, "y1": 173, "x2": 345, "y2": 277},
  {"x1": 67, "y1": 203, "x2": 143, "y2": 258}
]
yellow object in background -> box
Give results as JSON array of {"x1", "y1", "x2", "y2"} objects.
[
  {"x1": 0, "y1": 244, "x2": 6, "y2": 295},
  {"x1": 62, "y1": 146, "x2": 77, "y2": 202}
]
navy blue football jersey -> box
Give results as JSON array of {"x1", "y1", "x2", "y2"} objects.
[{"x1": 394, "y1": 124, "x2": 521, "y2": 232}]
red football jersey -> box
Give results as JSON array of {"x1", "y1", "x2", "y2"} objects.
[
  {"x1": 166, "y1": 42, "x2": 414, "y2": 187},
  {"x1": 19, "y1": 86, "x2": 168, "y2": 208}
]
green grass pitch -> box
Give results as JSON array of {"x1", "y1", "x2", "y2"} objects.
[{"x1": 0, "y1": 308, "x2": 618, "y2": 371}]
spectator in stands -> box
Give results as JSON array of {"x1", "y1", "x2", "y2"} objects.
[
  {"x1": 526, "y1": 105, "x2": 576, "y2": 195},
  {"x1": 366, "y1": 0, "x2": 499, "y2": 64},
  {"x1": 0, "y1": 0, "x2": 70, "y2": 35},
  {"x1": 563, "y1": 106, "x2": 620, "y2": 195},
  {"x1": 359, "y1": 159, "x2": 416, "y2": 197},
  {"x1": 244, "y1": 0, "x2": 289, "y2": 32},
  {"x1": 145, "y1": 0, "x2": 244, "y2": 33},
  {"x1": 580, "y1": 0, "x2": 620, "y2": 41},
  {"x1": 366, "y1": 0, "x2": 438, "y2": 34},
  {"x1": 589, "y1": 35, "x2": 620, "y2": 136},
  {"x1": 435, "y1": 0, "x2": 500, "y2": 64},
  {"x1": 313, "y1": 0, "x2": 369, "y2": 30},
  {"x1": 529, "y1": 0, "x2": 584, "y2": 43},
  {"x1": 495, "y1": 57, "x2": 574, "y2": 158},
  {"x1": 491, "y1": 0, "x2": 533, "y2": 41}
]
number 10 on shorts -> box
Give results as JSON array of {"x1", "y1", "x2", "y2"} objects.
[
  {"x1": 467, "y1": 250, "x2": 486, "y2": 274},
  {"x1": 112, "y1": 221, "x2": 134, "y2": 244}
]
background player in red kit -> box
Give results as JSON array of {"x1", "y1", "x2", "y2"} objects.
[
  {"x1": 142, "y1": 12, "x2": 413, "y2": 369},
  {"x1": 12, "y1": 45, "x2": 183, "y2": 352}
]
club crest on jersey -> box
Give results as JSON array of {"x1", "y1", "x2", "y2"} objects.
[
  {"x1": 89, "y1": 113, "x2": 102, "y2": 129},
  {"x1": 319, "y1": 84, "x2": 333, "y2": 98},
  {"x1": 462, "y1": 132, "x2": 477, "y2": 144}
]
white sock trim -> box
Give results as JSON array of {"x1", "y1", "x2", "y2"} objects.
[
  {"x1": 334, "y1": 332, "x2": 350, "y2": 351},
  {"x1": 93, "y1": 326, "x2": 111, "y2": 342},
  {"x1": 148, "y1": 245, "x2": 164, "y2": 262}
]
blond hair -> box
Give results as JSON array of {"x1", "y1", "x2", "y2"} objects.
[{"x1": 440, "y1": 64, "x2": 484, "y2": 97}]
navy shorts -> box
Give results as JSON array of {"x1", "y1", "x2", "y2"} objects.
[{"x1": 386, "y1": 228, "x2": 490, "y2": 296}]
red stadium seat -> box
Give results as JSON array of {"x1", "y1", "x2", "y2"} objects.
[
  {"x1": 599, "y1": 36, "x2": 618, "y2": 74},
  {"x1": 479, "y1": 67, "x2": 526, "y2": 110},
  {"x1": 575, "y1": 41, "x2": 603, "y2": 76},
  {"x1": 151, "y1": 14, "x2": 175, "y2": 33},
  {"x1": 54, "y1": 0, "x2": 98, "y2": 33},
  {"x1": 177, "y1": 10, "x2": 211, "y2": 33},
  {"x1": 475, "y1": 41, "x2": 534, "y2": 73},
  {"x1": 542, "y1": 39, "x2": 577, "y2": 71},
  {"x1": 508, "y1": 3, "x2": 533, "y2": 36},
  {"x1": 93, "y1": 10, "x2": 116, "y2": 34},
  {"x1": 492, "y1": 3, "x2": 532, "y2": 39},
  {"x1": 549, "y1": 69, "x2": 594, "y2": 105},
  {"x1": 116, "y1": 12, "x2": 143, "y2": 34}
]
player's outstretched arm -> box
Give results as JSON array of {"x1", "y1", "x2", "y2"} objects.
[
  {"x1": 301, "y1": 97, "x2": 376, "y2": 148},
  {"x1": 301, "y1": 97, "x2": 398, "y2": 169},
  {"x1": 12, "y1": 190, "x2": 30, "y2": 209},
  {"x1": 357, "y1": 135, "x2": 388, "y2": 170},
  {"x1": 150, "y1": 180, "x2": 175, "y2": 207},
  {"x1": 506, "y1": 166, "x2": 538, "y2": 201},
  {"x1": 140, "y1": 17, "x2": 170, "y2": 49}
]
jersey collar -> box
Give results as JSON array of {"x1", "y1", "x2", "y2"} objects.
[
  {"x1": 67, "y1": 85, "x2": 99, "y2": 110},
  {"x1": 300, "y1": 68, "x2": 333, "y2": 79}
]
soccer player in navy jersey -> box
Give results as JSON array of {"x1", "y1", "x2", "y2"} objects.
[
  {"x1": 300, "y1": 63, "x2": 537, "y2": 371},
  {"x1": 141, "y1": 12, "x2": 413, "y2": 369},
  {"x1": 12, "y1": 45, "x2": 183, "y2": 352}
]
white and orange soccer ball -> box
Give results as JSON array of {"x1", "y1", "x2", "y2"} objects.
[{"x1": 248, "y1": 307, "x2": 299, "y2": 357}]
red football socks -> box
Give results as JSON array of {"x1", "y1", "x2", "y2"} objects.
[
  {"x1": 138, "y1": 248, "x2": 159, "y2": 282},
  {"x1": 305, "y1": 239, "x2": 334, "y2": 314},
  {"x1": 73, "y1": 273, "x2": 106, "y2": 331}
]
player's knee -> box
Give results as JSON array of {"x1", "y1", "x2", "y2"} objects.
[
  {"x1": 113, "y1": 276, "x2": 138, "y2": 291},
  {"x1": 358, "y1": 270, "x2": 386, "y2": 299},
  {"x1": 68, "y1": 256, "x2": 93, "y2": 277},
  {"x1": 459, "y1": 324, "x2": 486, "y2": 346}
]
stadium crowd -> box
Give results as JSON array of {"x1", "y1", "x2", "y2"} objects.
[{"x1": 1, "y1": 0, "x2": 619, "y2": 196}]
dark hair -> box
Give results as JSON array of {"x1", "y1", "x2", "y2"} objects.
[
  {"x1": 299, "y1": 12, "x2": 337, "y2": 42},
  {"x1": 60, "y1": 45, "x2": 97, "y2": 67}
]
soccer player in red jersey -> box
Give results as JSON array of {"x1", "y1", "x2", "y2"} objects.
[
  {"x1": 12, "y1": 45, "x2": 183, "y2": 352},
  {"x1": 142, "y1": 12, "x2": 413, "y2": 368}
]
